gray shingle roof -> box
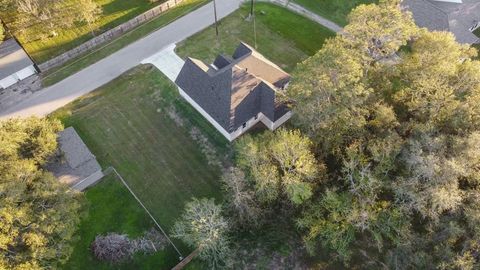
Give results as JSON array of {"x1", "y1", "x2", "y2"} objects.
[
  {"x1": 403, "y1": 0, "x2": 480, "y2": 44},
  {"x1": 46, "y1": 127, "x2": 102, "y2": 186},
  {"x1": 0, "y1": 39, "x2": 34, "y2": 79},
  {"x1": 176, "y1": 42, "x2": 291, "y2": 132},
  {"x1": 403, "y1": 0, "x2": 450, "y2": 31},
  {"x1": 58, "y1": 127, "x2": 98, "y2": 168},
  {"x1": 213, "y1": 54, "x2": 232, "y2": 69}
]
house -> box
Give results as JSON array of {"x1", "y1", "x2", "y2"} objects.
[
  {"x1": 175, "y1": 42, "x2": 292, "y2": 141},
  {"x1": 46, "y1": 127, "x2": 103, "y2": 191},
  {"x1": 0, "y1": 39, "x2": 38, "y2": 89},
  {"x1": 402, "y1": 0, "x2": 480, "y2": 44}
]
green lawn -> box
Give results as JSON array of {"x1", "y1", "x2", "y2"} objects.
[
  {"x1": 474, "y1": 27, "x2": 480, "y2": 38},
  {"x1": 293, "y1": 0, "x2": 378, "y2": 26},
  {"x1": 23, "y1": 0, "x2": 165, "y2": 63},
  {"x1": 175, "y1": 2, "x2": 335, "y2": 72},
  {"x1": 51, "y1": 64, "x2": 228, "y2": 255},
  {"x1": 63, "y1": 174, "x2": 181, "y2": 270},
  {"x1": 41, "y1": 0, "x2": 208, "y2": 87}
]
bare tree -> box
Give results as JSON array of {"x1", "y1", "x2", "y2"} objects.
[
  {"x1": 222, "y1": 167, "x2": 261, "y2": 228},
  {"x1": 172, "y1": 198, "x2": 231, "y2": 269},
  {"x1": 77, "y1": 0, "x2": 102, "y2": 36}
]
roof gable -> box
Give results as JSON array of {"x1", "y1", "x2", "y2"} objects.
[{"x1": 175, "y1": 42, "x2": 291, "y2": 132}]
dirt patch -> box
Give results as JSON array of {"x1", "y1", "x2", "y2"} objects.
[
  {"x1": 166, "y1": 105, "x2": 222, "y2": 168},
  {"x1": 167, "y1": 105, "x2": 185, "y2": 127},
  {"x1": 189, "y1": 127, "x2": 222, "y2": 168}
]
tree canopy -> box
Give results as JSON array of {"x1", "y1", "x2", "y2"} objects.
[
  {"x1": 172, "y1": 198, "x2": 230, "y2": 269},
  {"x1": 227, "y1": 0, "x2": 480, "y2": 268},
  {"x1": 284, "y1": 0, "x2": 480, "y2": 267},
  {"x1": 0, "y1": 0, "x2": 102, "y2": 42},
  {"x1": 0, "y1": 117, "x2": 85, "y2": 270}
]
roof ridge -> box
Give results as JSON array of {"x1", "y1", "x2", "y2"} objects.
[{"x1": 425, "y1": 0, "x2": 452, "y2": 31}]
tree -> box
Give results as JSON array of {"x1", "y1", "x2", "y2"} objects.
[
  {"x1": 77, "y1": 0, "x2": 102, "y2": 36},
  {"x1": 0, "y1": 118, "x2": 83, "y2": 269},
  {"x1": 0, "y1": 23, "x2": 4, "y2": 42},
  {"x1": 284, "y1": 0, "x2": 480, "y2": 267},
  {"x1": 172, "y1": 198, "x2": 230, "y2": 269},
  {"x1": 222, "y1": 167, "x2": 261, "y2": 228},
  {"x1": 344, "y1": 0, "x2": 418, "y2": 62},
  {"x1": 236, "y1": 129, "x2": 324, "y2": 205},
  {"x1": 0, "y1": 117, "x2": 85, "y2": 270},
  {"x1": 0, "y1": 0, "x2": 81, "y2": 42},
  {"x1": 0, "y1": 171, "x2": 85, "y2": 270}
]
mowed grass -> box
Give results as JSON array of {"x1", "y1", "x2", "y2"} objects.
[
  {"x1": 41, "y1": 0, "x2": 208, "y2": 87},
  {"x1": 175, "y1": 2, "x2": 335, "y2": 72},
  {"x1": 23, "y1": 0, "x2": 160, "y2": 63},
  {"x1": 63, "y1": 174, "x2": 181, "y2": 270},
  {"x1": 51, "y1": 64, "x2": 228, "y2": 253},
  {"x1": 293, "y1": 0, "x2": 378, "y2": 26}
]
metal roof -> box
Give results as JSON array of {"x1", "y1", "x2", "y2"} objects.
[{"x1": 0, "y1": 39, "x2": 34, "y2": 79}]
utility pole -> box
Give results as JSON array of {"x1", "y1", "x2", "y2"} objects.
[
  {"x1": 213, "y1": 0, "x2": 219, "y2": 37},
  {"x1": 250, "y1": 0, "x2": 254, "y2": 18}
]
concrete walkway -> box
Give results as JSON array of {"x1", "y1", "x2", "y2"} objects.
[
  {"x1": 0, "y1": 0, "x2": 242, "y2": 119},
  {"x1": 265, "y1": 0, "x2": 343, "y2": 33},
  {"x1": 141, "y1": 44, "x2": 185, "y2": 82}
]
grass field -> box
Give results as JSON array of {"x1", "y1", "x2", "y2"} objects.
[
  {"x1": 63, "y1": 174, "x2": 182, "y2": 269},
  {"x1": 293, "y1": 0, "x2": 378, "y2": 26},
  {"x1": 41, "y1": 0, "x2": 208, "y2": 87},
  {"x1": 51, "y1": 64, "x2": 228, "y2": 256},
  {"x1": 474, "y1": 27, "x2": 480, "y2": 38},
  {"x1": 175, "y1": 2, "x2": 335, "y2": 72},
  {"x1": 52, "y1": 4, "x2": 336, "y2": 267},
  {"x1": 23, "y1": 0, "x2": 165, "y2": 63}
]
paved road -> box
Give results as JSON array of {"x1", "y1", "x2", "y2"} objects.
[{"x1": 0, "y1": 0, "x2": 242, "y2": 119}]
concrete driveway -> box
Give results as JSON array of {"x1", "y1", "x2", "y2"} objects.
[
  {"x1": 141, "y1": 44, "x2": 185, "y2": 82},
  {"x1": 0, "y1": 0, "x2": 242, "y2": 120}
]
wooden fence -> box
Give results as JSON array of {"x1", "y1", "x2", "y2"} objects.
[{"x1": 38, "y1": 0, "x2": 184, "y2": 72}]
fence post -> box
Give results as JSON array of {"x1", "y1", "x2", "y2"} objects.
[{"x1": 38, "y1": 0, "x2": 184, "y2": 71}]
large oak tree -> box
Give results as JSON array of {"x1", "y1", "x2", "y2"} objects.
[{"x1": 0, "y1": 118, "x2": 85, "y2": 270}]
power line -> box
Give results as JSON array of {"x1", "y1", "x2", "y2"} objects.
[{"x1": 107, "y1": 166, "x2": 184, "y2": 260}]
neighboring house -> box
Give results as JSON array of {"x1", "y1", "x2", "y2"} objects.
[
  {"x1": 175, "y1": 42, "x2": 292, "y2": 141},
  {"x1": 0, "y1": 39, "x2": 38, "y2": 89},
  {"x1": 402, "y1": 0, "x2": 480, "y2": 44},
  {"x1": 46, "y1": 127, "x2": 103, "y2": 191}
]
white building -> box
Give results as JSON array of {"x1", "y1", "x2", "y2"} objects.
[
  {"x1": 175, "y1": 42, "x2": 292, "y2": 141},
  {"x1": 0, "y1": 39, "x2": 37, "y2": 89}
]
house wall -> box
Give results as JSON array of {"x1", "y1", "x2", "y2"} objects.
[
  {"x1": 179, "y1": 87, "x2": 293, "y2": 141},
  {"x1": 0, "y1": 65, "x2": 37, "y2": 89},
  {"x1": 233, "y1": 86, "x2": 261, "y2": 128}
]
